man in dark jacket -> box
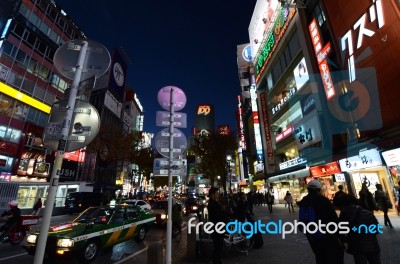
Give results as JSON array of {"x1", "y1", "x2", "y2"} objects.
[
  {"x1": 375, "y1": 183, "x2": 393, "y2": 228},
  {"x1": 338, "y1": 194, "x2": 382, "y2": 264},
  {"x1": 299, "y1": 180, "x2": 344, "y2": 264},
  {"x1": 207, "y1": 187, "x2": 225, "y2": 264},
  {"x1": 333, "y1": 185, "x2": 346, "y2": 209}
]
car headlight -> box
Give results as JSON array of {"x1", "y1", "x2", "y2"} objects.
[
  {"x1": 161, "y1": 214, "x2": 168, "y2": 219},
  {"x1": 57, "y1": 238, "x2": 75, "y2": 247},
  {"x1": 192, "y1": 206, "x2": 198, "y2": 210},
  {"x1": 27, "y1": 234, "x2": 37, "y2": 244}
]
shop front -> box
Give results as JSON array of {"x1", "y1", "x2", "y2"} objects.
[
  {"x1": 338, "y1": 148, "x2": 394, "y2": 204},
  {"x1": 381, "y1": 148, "x2": 400, "y2": 185},
  {"x1": 381, "y1": 148, "x2": 400, "y2": 203},
  {"x1": 266, "y1": 166, "x2": 310, "y2": 204},
  {"x1": 309, "y1": 161, "x2": 347, "y2": 200}
]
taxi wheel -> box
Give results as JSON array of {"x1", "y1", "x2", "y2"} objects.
[
  {"x1": 135, "y1": 226, "x2": 147, "y2": 242},
  {"x1": 79, "y1": 239, "x2": 99, "y2": 263}
]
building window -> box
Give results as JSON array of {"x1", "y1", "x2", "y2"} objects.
[
  {"x1": 28, "y1": 12, "x2": 40, "y2": 27},
  {"x1": 13, "y1": 23, "x2": 25, "y2": 38},
  {"x1": 44, "y1": 91, "x2": 56, "y2": 104},
  {"x1": 47, "y1": 7, "x2": 58, "y2": 22},
  {"x1": 39, "y1": 21, "x2": 50, "y2": 36},
  {"x1": 312, "y1": 2, "x2": 326, "y2": 27},
  {"x1": 19, "y1": 3, "x2": 29, "y2": 17},
  {"x1": 21, "y1": 78, "x2": 35, "y2": 95},
  {"x1": 57, "y1": 17, "x2": 66, "y2": 30}
]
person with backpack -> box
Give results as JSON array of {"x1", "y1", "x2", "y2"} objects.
[
  {"x1": 299, "y1": 180, "x2": 344, "y2": 264},
  {"x1": 338, "y1": 194, "x2": 382, "y2": 264},
  {"x1": 374, "y1": 183, "x2": 393, "y2": 228}
]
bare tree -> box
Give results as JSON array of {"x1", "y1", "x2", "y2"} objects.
[{"x1": 190, "y1": 131, "x2": 237, "y2": 193}]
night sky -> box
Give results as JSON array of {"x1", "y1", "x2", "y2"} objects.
[{"x1": 55, "y1": 0, "x2": 257, "y2": 138}]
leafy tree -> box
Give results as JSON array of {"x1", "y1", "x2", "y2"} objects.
[
  {"x1": 189, "y1": 131, "x2": 238, "y2": 193},
  {"x1": 86, "y1": 125, "x2": 153, "y2": 191}
]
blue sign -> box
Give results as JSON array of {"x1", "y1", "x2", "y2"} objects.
[{"x1": 242, "y1": 45, "x2": 252, "y2": 62}]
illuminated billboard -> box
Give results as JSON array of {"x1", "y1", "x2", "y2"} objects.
[{"x1": 248, "y1": 0, "x2": 280, "y2": 59}]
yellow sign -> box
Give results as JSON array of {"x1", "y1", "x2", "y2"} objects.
[{"x1": 197, "y1": 105, "x2": 211, "y2": 115}]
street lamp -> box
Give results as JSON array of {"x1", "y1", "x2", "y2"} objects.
[{"x1": 226, "y1": 154, "x2": 232, "y2": 193}]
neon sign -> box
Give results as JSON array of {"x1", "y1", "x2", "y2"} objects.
[
  {"x1": 341, "y1": 0, "x2": 384, "y2": 82},
  {"x1": 309, "y1": 19, "x2": 334, "y2": 100},
  {"x1": 255, "y1": 7, "x2": 296, "y2": 82},
  {"x1": 197, "y1": 105, "x2": 211, "y2": 115}
]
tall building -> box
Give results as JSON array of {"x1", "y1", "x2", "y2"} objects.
[
  {"x1": 236, "y1": 43, "x2": 264, "y2": 191},
  {"x1": 0, "y1": 0, "x2": 145, "y2": 212},
  {"x1": 0, "y1": 0, "x2": 87, "y2": 212},
  {"x1": 193, "y1": 104, "x2": 215, "y2": 136},
  {"x1": 250, "y1": 0, "x2": 400, "y2": 204}
]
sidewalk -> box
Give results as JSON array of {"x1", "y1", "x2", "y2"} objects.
[
  {"x1": 182, "y1": 204, "x2": 400, "y2": 264},
  {"x1": 122, "y1": 204, "x2": 400, "y2": 264}
]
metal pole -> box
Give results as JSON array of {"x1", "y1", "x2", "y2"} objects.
[
  {"x1": 34, "y1": 40, "x2": 88, "y2": 264},
  {"x1": 166, "y1": 88, "x2": 174, "y2": 264},
  {"x1": 229, "y1": 162, "x2": 232, "y2": 193}
]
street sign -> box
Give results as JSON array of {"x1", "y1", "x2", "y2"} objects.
[
  {"x1": 53, "y1": 39, "x2": 111, "y2": 80},
  {"x1": 156, "y1": 111, "x2": 187, "y2": 128},
  {"x1": 153, "y1": 158, "x2": 187, "y2": 176},
  {"x1": 157, "y1": 86, "x2": 187, "y2": 111},
  {"x1": 155, "y1": 128, "x2": 187, "y2": 158},
  {"x1": 43, "y1": 100, "x2": 100, "y2": 152}
]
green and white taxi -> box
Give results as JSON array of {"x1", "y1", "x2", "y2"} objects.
[{"x1": 24, "y1": 204, "x2": 156, "y2": 263}]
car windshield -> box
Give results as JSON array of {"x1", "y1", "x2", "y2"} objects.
[
  {"x1": 74, "y1": 207, "x2": 115, "y2": 223},
  {"x1": 152, "y1": 201, "x2": 167, "y2": 209}
]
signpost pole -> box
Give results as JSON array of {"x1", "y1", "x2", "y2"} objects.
[
  {"x1": 166, "y1": 88, "x2": 174, "y2": 264},
  {"x1": 34, "y1": 40, "x2": 88, "y2": 264}
]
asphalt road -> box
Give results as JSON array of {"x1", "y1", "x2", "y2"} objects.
[{"x1": 0, "y1": 213, "x2": 193, "y2": 264}]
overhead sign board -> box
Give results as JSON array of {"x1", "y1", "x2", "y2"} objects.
[
  {"x1": 153, "y1": 158, "x2": 187, "y2": 177},
  {"x1": 43, "y1": 100, "x2": 100, "y2": 152},
  {"x1": 155, "y1": 128, "x2": 187, "y2": 158},
  {"x1": 53, "y1": 39, "x2": 111, "y2": 81},
  {"x1": 157, "y1": 86, "x2": 187, "y2": 111},
  {"x1": 156, "y1": 111, "x2": 187, "y2": 128}
]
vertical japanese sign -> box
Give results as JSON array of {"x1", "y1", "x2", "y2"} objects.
[{"x1": 309, "y1": 18, "x2": 335, "y2": 100}]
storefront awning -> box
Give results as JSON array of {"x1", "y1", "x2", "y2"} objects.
[{"x1": 266, "y1": 167, "x2": 310, "y2": 183}]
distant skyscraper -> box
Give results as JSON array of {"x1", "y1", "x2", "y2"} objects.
[{"x1": 193, "y1": 104, "x2": 215, "y2": 135}]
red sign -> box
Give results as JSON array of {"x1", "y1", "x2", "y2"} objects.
[
  {"x1": 275, "y1": 126, "x2": 294, "y2": 143},
  {"x1": 260, "y1": 92, "x2": 274, "y2": 164},
  {"x1": 309, "y1": 19, "x2": 322, "y2": 55},
  {"x1": 319, "y1": 60, "x2": 335, "y2": 100},
  {"x1": 55, "y1": 149, "x2": 85, "y2": 163},
  {"x1": 0, "y1": 140, "x2": 18, "y2": 156},
  {"x1": 309, "y1": 18, "x2": 335, "y2": 101},
  {"x1": 310, "y1": 162, "x2": 341, "y2": 177}
]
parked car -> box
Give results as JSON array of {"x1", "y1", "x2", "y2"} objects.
[
  {"x1": 64, "y1": 192, "x2": 107, "y2": 214},
  {"x1": 122, "y1": 199, "x2": 151, "y2": 211},
  {"x1": 24, "y1": 204, "x2": 156, "y2": 263}
]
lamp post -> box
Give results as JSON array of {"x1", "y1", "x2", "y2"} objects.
[{"x1": 226, "y1": 154, "x2": 232, "y2": 193}]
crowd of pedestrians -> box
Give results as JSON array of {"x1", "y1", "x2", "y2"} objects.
[{"x1": 206, "y1": 178, "x2": 396, "y2": 264}]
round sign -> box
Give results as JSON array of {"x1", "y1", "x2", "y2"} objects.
[
  {"x1": 157, "y1": 86, "x2": 187, "y2": 111},
  {"x1": 43, "y1": 100, "x2": 101, "y2": 152},
  {"x1": 155, "y1": 128, "x2": 187, "y2": 158},
  {"x1": 54, "y1": 39, "x2": 111, "y2": 80}
]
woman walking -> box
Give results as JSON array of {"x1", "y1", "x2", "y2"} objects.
[{"x1": 284, "y1": 191, "x2": 294, "y2": 212}]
